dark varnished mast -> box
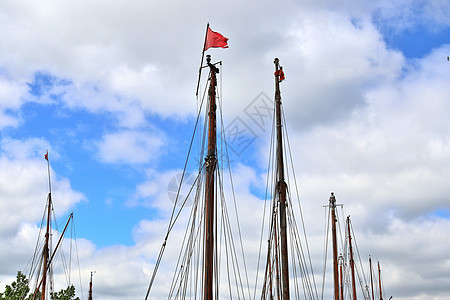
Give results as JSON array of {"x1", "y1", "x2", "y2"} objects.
[
  {"x1": 274, "y1": 57, "x2": 289, "y2": 300},
  {"x1": 204, "y1": 54, "x2": 219, "y2": 300},
  {"x1": 33, "y1": 214, "x2": 73, "y2": 300},
  {"x1": 88, "y1": 271, "x2": 94, "y2": 300},
  {"x1": 41, "y1": 195, "x2": 51, "y2": 300},
  {"x1": 330, "y1": 193, "x2": 339, "y2": 300},
  {"x1": 32, "y1": 153, "x2": 74, "y2": 300},
  {"x1": 378, "y1": 261, "x2": 383, "y2": 300},
  {"x1": 369, "y1": 256, "x2": 375, "y2": 300},
  {"x1": 347, "y1": 216, "x2": 357, "y2": 300},
  {"x1": 41, "y1": 152, "x2": 52, "y2": 300}
]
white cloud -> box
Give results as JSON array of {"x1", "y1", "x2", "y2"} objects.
[
  {"x1": 95, "y1": 130, "x2": 165, "y2": 165},
  {"x1": 1, "y1": 137, "x2": 50, "y2": 160},
  {"x1": 0, "y1": 138, "x2": 84, "y2": 238},
  {"x1": 0, "y1": 0, "x2": 449, "y2": 299},
  {"x1": 0, "y1": 74, "x2": 29, "y2": 128},
  {"x1": 372, "y1": 0, "x2": 450, "y2": 31},
  {"x1": 276, "y1": 11, "x2": 404, "y2": 128}
]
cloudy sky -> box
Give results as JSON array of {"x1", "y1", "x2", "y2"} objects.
[{"x1": 0, "y1": 0, "x2": 449, "y2": 299}]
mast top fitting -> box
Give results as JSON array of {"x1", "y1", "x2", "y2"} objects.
[
  {"x1": 329, "y1": 192, "x2": 336, "y2": 205},
  {"x1": 206, "y1": 55, "x2": 219, "y2": 73}
]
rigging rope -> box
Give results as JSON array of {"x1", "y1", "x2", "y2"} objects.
[
  {"x1": 257, "y1": 91, "x2": 318, "y2": 300},
  {"x1": 254, "y1": 103, "x2": 277, "y2": 300},
  {"x1": 321, "y1": 205, "x2": 331, "y2": 300},
  {"x1": 144, "y1": 84, "x2": 207, "y2": 298},
  {"x1": 281, "y1": 104, "x2": 318, "y2": 299},
  {"x1": 217, "y1": 73, "x2": 252, "y2": 299},
  {"x1": 71, "y1": 217, "x2": 85, "y2": 300},
  {"x1": 350, "y1": 218, "x2": 370, "y2": 299},
  {"x1": 146, "y1": 63, "x2": 250, "y2": 299}
]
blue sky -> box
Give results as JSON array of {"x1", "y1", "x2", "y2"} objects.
[
  {"x1": 0, "y1": 0, "x2": 450, "y2": 299},
  {"x1": 15, "y1": 71, "x2": 271, "y2": 247},
  {"x1": 380, "y1": 19, "x2": 450, "y2": 58}
]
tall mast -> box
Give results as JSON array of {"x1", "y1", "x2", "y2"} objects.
[
  {"x1": 33, "y1": 213, "x2": 72, "y2": 300},
  {"x1": 41, "y1": 152, "x2": 52, "y2": 300},
  {"x1": 347, "y1": 216, "x2": 357, "y2": 300},
  {"x1": 369, "y1": 256, "x2": 374, "y2": 300},
  {"x1": 88, "y1": 271, "x2": 94, "y2": 300},
  {"x1": 330, "y1": 193, "x2": 339, "y2": 300},
  {"x1": 378, "y1": 261, "x2": 383, "y2": 300},
  {"x1": 203, "y1": 54, "x2": 218, "y2": 300},
  {"x1": 274, "y1": 57, "x2": 289, "y2": 300}
]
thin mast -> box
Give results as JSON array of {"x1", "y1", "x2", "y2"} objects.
[
  {"x1": 378, "y1": 261, "x2": 383, "y2": 300},
  {"x1": 274, "y1": 57, "x2": 289, "y2": 300},
  {"x1": 33, "y1": 213, "x2": 73, "y2": 299},
  {"x1": 41, "y1": 151, "x2": 52, "y2": 300},
  {"x1": 196, "y1": 23, "x2": 210, "y2": 97},
  {"x1": 330, "y1": 193, "x2": 339, "y2": 300},
  {"x1": 88, "y1": 271, "x2": 94, "y2": 300},
  {"x1": 369, "y1": 256, "x2": 374, "y2": 300},
  {"x1": 347, "y1": 216, "x2": 357, "y2": 300},
  {"x1": 339, "y1": 254, "x2": 344, "y2": 300},
  {"x1": 203, "y1": 54, "x2": 218, "y2": 300}
]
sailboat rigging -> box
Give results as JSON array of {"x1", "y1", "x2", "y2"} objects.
[
  {"x1": 330, "y1": 193, "x2": 339, "y2": 300},
  {"x1": 274, "y1": 58, "x2": 290, "y2": 300},
  {"x1": 203, "y1": 54, "x2": 218, "y2": 300},
  {"x1": 347, "y1": 216, "x2": 358, "y2": 300},
  {"x1": 323, "y1": 194, "x2": 392, "y2": 300},
  {"x1": 143, "y1": 25, "x2": 390, "y2": 298},
  {"x1": 258, "y1": 58, "x2": 318, "y2": 300},
  {"x1": 144, "y1": 51, "x2": 250, "y2": 299},
  {"x1": 23, "y1": 152, "x2": 82, "y2": 300}
]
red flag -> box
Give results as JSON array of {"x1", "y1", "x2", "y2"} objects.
[
  {"x1": 204, "y1": 27, "x2": 229, "y2": 51},
  {"x1": 275, "y1": 68, "x2": 285, "y2": 82},
  {"x1": 44, "y1": 151, "x2": 48, "y2": 161}
]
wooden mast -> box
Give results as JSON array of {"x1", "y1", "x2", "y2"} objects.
[
  {"x1": 41, "y1": 194, "x2": 51, "y2": 300},
  {"x1": 330, "y1": 192, "x2": 339, "y2": 300},
  {"x1": 378, "y1": 261, "x2": 383, "y2": 300},
  {"x1": 347, "y1": 216, "x2": 357, "y2": 300},
  {"x1": 274, "y1": 57, "x2": 289, "y2": 300},
  {"x1": 203, "y1": 54, "x2": 218, "y2": 300},
  {"x1": 31, "y1": 152, "x2": 76, "y2": 300},
  {"x1": 88, "y1": 271, "x2": 94, "y2": 300},
  {"x1": 33, "y1": 213, "x2": 73, "y2": 300},
  {"x1": 369, "y1": 256, "x2": 374, "y2": 300},
  {"x1": 41, "y1": 152, "x2": 52, "y2": 300}
]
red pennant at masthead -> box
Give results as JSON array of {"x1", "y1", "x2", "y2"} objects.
[
  {"x1": 275, "y1": 68, "x2": 285, "y2": 82},
  {"x1": 44, "y1": 151, "x2": 48, "y2": 161},
  {"x1": 204, "y1": 27, "x2": 229, "y2": 51}
]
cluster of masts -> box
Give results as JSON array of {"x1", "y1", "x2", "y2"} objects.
[
  {"x1": 26, "y1": 153, "x2": 96, "y2": 300},
  {"x1": 30, "y1": 53, "x2": 389, "y2": 300},
  {"x1": 181, "y1": 54, "x2": 388, "y2": 300},
  {"x1": 147, "y1": 54, "x2": 389, "y2": 300},
  {"x1": 329, "y1": 193, "x2": 387, "y2": 300}
]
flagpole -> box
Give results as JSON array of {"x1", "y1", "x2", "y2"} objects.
[
  {"x1": 45, "y1": 150, "x2": 52, "y2": 193},
  {"x1": 196, "y1": 23, "x2": 210, "y2": 97}
]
